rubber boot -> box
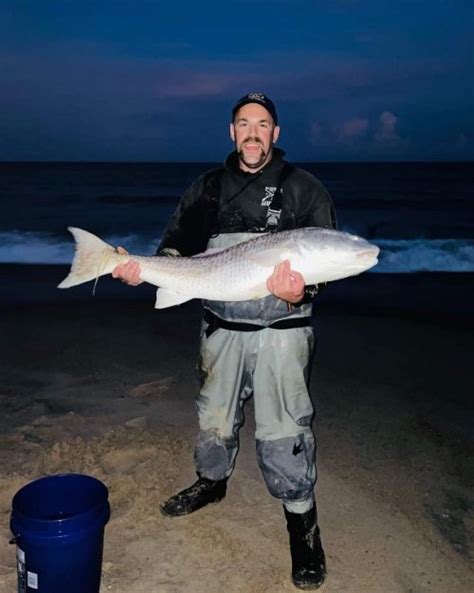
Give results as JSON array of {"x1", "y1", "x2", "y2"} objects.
[
  {"x1": 160, "y1": 476, "x2": 227, "y2": 517},
  {"x1": 284, "y1": 506, "x2": 326, "y2": 589}
]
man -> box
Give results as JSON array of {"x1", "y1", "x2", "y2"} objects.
[{"x1": 113, "y1": 92, "x2": 336, "y2": 589}]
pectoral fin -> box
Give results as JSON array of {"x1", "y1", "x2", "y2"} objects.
[{"x1": 155, "y1": 289, "x2": 193, "y2": 309}]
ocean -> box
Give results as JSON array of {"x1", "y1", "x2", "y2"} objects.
[{"x1": 1, "y1": 161, "x2": 473, "y2": 274}]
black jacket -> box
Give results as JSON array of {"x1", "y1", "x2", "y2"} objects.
[{"x1": 158, "y1": 148, "x2": 336, "y2": 256}]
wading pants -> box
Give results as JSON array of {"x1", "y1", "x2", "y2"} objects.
[{"x1": 195, "y1": 321, "x2": 317, "y2": 514}]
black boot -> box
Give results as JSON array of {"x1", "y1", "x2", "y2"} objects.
[
  {"x1": 284, "y1": 506, "x2": 326, "y2": 590},
  {"x1": 160, "y1": 476, "x2": 227, "y2": 517}
]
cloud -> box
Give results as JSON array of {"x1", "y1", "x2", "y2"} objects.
[
  {"x1": 0, "y1": 41, "x2": 467, "y2": 160},
  {"x1": 371, "y1": 111, "x2": 413, "y2": 155},
  {"x1": 335, "y1": 117, "x2": 369, "y2": 142},
  {"x1": 374, "y1": 111, "x2": 400, "y2": 144}
]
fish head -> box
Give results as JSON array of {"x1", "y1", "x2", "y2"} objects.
[{"x1": 296, "y1": 228, "x2": 379, "y2": 283}]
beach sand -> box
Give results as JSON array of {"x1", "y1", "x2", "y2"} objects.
[{"x1": 0, "y1": 269, "x2": 473, "y2": 593}]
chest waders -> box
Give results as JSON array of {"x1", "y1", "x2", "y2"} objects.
[{"x1": 194, "y1": 167, "x2": 318, "y2": 514}]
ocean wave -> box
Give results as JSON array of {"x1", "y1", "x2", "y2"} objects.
[
  {"x1": 0, "y1": 231, "x2": 160, "y2": 264},
  {"x1": 372, "y1": 239, "x2": 474, "y2": 273},
  {"x1": 1, "y1": 231, "x2": 473, "y2": 273}
]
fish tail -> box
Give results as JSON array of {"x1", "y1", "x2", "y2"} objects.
[{"x1": 57, "y1": 227, "x2": 119, "y2": 289}]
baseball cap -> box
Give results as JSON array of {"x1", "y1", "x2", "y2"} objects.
[{"x1": 231, "y1": 92, "x2": 278, "y2": 125}]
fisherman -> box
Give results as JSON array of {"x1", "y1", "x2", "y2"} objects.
[{"x1": 113, "y1": 92, "x2": 336, "y2": 590}]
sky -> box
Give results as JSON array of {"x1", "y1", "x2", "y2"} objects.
[{"x1": 0, "y1": 0, "x2": 472, "y2": 162}]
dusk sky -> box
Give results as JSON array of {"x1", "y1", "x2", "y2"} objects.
[{"x1": 1, "y1": 0, "x2": 472, "y2": 162}]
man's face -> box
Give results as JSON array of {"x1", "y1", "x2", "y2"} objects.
[{"x1": 230, "y1": 103, "x2": 280, "y2": 172}]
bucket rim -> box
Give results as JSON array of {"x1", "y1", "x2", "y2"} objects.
[
  {"x1": 10, "y1": 473, "x2": 110, "y2": 538},
  {"x1": 12, "y1": 473, "x2": 108, "y2": 504}
]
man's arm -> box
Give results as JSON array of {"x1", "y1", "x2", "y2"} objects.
[
  {"x1": 267, "y1": 177, "x2": 337, "y2": 304},
  {"x1": 158, "y1": 168, "x2": 222, "y2": 256},
  {"x1": 157, "y1": 181, "x2": 204, "y2": 256},
  {"x1": 305, "y1": 181, "x2": 337, "y2": 231},
  {"x1": 297, "y1": 180, "x2": 337, "y2": 300},
  {"x1": 112, "y1": 174, "x2": 211, "y2": 284}
]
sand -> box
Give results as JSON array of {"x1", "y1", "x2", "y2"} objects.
[{"x1": 0, "y1": 272, "x2": 473, "y2": 592}]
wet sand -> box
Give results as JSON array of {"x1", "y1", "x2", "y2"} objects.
[{"x1": 0, "y1": 268, "x2": 473, "y2": 592}]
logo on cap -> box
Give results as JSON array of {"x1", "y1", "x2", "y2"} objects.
[{"x1": 247, "y1": 92, "x2": 266, "y2": 101}]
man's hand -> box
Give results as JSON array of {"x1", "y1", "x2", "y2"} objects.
[
  {"x1": 111, "y1": 247, "x2": 143, "y2": 286},
  {"x1": 266, "y1": 260, "x2": 305, "y2": 304}
]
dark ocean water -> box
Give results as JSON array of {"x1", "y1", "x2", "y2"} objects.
[{"x1": 1, "y1": 161, "x2": 473, "y2": 273}]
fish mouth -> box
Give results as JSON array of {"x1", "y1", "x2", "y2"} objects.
[
  {"x1": 357, "y1": 247, "x2": 380, "y2": 259},
  {"x1": 354, "y1": 246, "x2": 379, "y2": 271}
]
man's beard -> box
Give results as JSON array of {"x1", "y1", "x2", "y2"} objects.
[{"x1": 237, "y1": 139, "x2": 267, "y2": 169}]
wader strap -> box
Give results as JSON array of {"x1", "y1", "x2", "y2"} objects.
[
  {"x1": 204, "y1": 309, "x2": 311, "y2": 338},
  {"x1": 201, "y1": 162, "x2": 294, "y2": 233},
  {"x1": 265, "y1": 163, "x2": 294, "y2": 230}
]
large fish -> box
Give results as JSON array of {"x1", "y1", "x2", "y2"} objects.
[{"x1": 58, "y1": 227, "x2": 379, "y2": 309}]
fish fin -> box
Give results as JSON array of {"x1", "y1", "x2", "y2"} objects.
[
  {"x1": 155, "y1": 289, "x2": 193, "y2": 309},
  {"x1": 58, "y1": 227, "x2": 119, "y2": 288},
  {"x1": 245, "y1": 247, "x2": 292, "y2": 268}
]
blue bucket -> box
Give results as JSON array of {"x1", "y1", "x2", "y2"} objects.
[{"x1": 10, "y1": 473, "x2": 110, "y2": 593}]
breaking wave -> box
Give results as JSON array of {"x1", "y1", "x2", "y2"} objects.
[
  {"x1": 372, "y1": 239, "x2": 474, "y2": 273},
  {"x1": 0, "y1": 231, "x2": 160, "y2": 264}
]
